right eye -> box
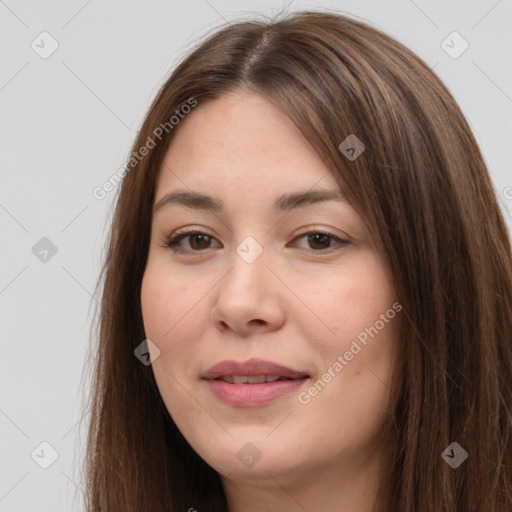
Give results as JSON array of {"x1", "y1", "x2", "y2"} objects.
[{"x1": 164, "y1": 230, "x2": 222, "y2": 253}]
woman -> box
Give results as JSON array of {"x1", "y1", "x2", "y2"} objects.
[{"x1": 84, "y1": 10, "x2": 512, "y2": 511}]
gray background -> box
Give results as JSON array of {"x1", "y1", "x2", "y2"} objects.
[{"x1": 1, "y1": 0, "x2": 511, "y2": 510}]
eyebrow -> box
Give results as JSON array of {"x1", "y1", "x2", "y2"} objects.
[{"x1": 153, "y1": 189, "x2": 347, "y2": 213}]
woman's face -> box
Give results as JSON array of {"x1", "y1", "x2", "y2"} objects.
[{"x1": 141, "y1": 90, "x2": 400, "y2": 484}]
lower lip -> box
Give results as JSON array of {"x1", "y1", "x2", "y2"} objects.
[{"x1": 204, "y1": 378, "x2": 309, "y2": 407}]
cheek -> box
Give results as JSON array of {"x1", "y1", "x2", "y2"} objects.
[
  {"x1": 141, "y1": 267, "x2": 206, "y2": 423},
  {"x1": 301, "y1": 252, "x2": 399, "y2": 414},
  {"x1": 140, "y1": 264, "x2": 205, "y2": 356},
  {"x1": 304, "y1": 252, "x2": 396, "y2": 348}
]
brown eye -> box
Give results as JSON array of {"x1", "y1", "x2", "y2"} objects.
[
  {"x1": 188, "y1": 233, "x2": 212, "y2": 250},
  {"x1": 166, "y1": 231, "x2": 221, "y2": 253},
  {"x1": 293, "y1": 230, "x2": 348, "y2": 252},
  {"x1": 307, "y1": 233, "x2": 333, "y2": 250}
]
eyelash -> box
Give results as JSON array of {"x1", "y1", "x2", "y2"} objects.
[{"x1": 162, "y1": 228, "x2": 348, "y2": 255}]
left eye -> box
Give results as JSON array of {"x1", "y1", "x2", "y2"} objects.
[
  {"x1": 294, "y1": 231, "x2": 346, "y2": 251},
  {"x1": 164, "y1": 230, "x2": 347, "y2": 253}
]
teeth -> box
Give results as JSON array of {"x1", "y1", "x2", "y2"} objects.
[
  {"x1": 219, "y1": 374, "x2": 283, "y2": 384},
  {"x1": 247, "y1": 375, "x2": 266, "y2": 384}
]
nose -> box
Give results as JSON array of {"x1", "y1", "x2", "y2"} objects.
[{"x1": 211, "y1": 246, "x2": 286, "y2": 336}]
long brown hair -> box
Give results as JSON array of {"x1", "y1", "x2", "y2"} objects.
[{"x1": 83, "y1": 9, "x2": 512, "y2": 511}]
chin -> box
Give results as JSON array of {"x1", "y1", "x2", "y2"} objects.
[{"x1": 194, "y1": 435, "x2": 303, "y2": 481}]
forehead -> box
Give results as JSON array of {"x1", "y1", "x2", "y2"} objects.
[{"x1": 155, "y1": 91, "x2": 341, "y2": 198}]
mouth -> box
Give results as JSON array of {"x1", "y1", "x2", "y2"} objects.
[
  {"x1": 201, "y1": 358, "x2": 311, "y2": 407},
  {"x1": 213, "y1": 374, "x2": 305, "y2": 384}
]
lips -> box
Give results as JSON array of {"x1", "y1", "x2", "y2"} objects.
[
  {"x1": 201, "y1": 358, "x2": 310, "y2": 381},
  {"x1": 201, "y1": 359, "x2": 311, "y2": 407}
]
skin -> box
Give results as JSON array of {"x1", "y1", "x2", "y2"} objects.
[{"x1": 141, "y1": 90, "x2": 400, "y2": 512}]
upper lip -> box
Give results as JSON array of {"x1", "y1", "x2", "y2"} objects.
[{"x1": 201, "y1": 358, "x2": 310, "y2": 380}]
